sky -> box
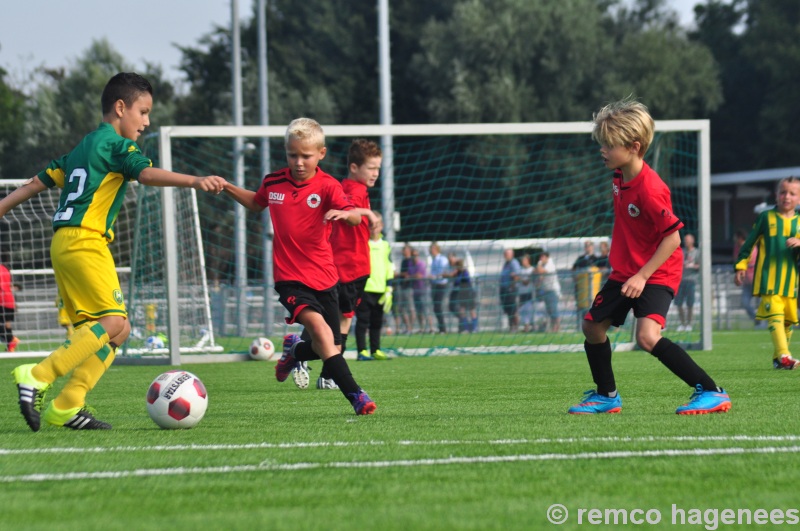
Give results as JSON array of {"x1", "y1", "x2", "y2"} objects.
[{"x1": 0, "y1": 0, "x2": 701, "y2": 86}]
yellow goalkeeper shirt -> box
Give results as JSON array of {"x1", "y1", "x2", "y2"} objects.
[{"x1": 365, "y1": 237, "x2": 394, "y2": 294}]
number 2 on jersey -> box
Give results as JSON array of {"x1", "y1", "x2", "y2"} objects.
[{"x1": 53, "y1": 168, "x2": 87, "y2": 222}]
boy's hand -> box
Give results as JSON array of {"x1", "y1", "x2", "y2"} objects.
[
  {"x1": 787, "y1": 237, "x2": 800, "y2": 248},
  {"x1": 195, "y1": 175, "x2": 227, "y2": 194},
  {"x1": 378, "y1": 287, "x2": 393, "y2": 313},
  {"x1": 621, "y1": 273, "x2": 647, "y2": 298},
  {"x1": 734, "y1": 270, "x2": 745, "y2": 286},
  {"x1": 324, "y1": 209, "x2": 349, "y2": 223},
  {"x1": 365, "y1": 210, "x2": 380, "y2": 227}
]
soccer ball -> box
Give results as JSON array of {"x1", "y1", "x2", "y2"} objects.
[
  {"x1": 249, "y1": 337, "x2": 275, "y2": 361},
  {"x1": 146, "y1": 370, "x2": 208, "y2": 429},
  {"x1": 145, "y1": 333, "x2": 168, "y2": 349}
]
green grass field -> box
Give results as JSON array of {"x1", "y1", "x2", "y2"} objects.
[{"x1": 1, "y1": 330, "x2": 798, "y2": 530}]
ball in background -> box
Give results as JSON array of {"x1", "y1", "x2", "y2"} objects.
[
  {"x1": 146, "y1": 370, "x2": 208, "y2": 429},
  {"x1": 249, "y1": 337, "x2": 275, "y2": 360}
]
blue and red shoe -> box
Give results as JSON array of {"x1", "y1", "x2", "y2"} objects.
[
  {"x1": 675, "y1": 384, "x2": 731, "y2": 415},
  {"x1": 347, "y1": 390, "x2": 377, "y2": 415},
  {"x1": 275, "y1": 334, "x2": 302, "y2": 382},
  {"x1": 568, "y1": 389, "x2": 622, "y2": 414}
]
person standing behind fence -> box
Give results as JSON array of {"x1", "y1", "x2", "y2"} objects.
[
  {"x1": 518, "y1": 254, "x2": 535, "y2": 333},
  {"x1": 451, "y1": 258, "x2": 478, "y2": 333},
  {"x1": 0, "y1": 261, "x2": 19, "y2": 353},
  {"x1": 395, "y1": 244, "x2": 415, "y2": 334},
  {"x1": 675, "y1": 233, "x2": 700, "y2": 332},
  {"x1": 733, "y1": 229, "x2": 758, "y2": 326},
  {"x1": 572, "y1": 240, "x2": 601, "y2": 326},
  {"x1": 735, "y1": 177, "x2": 800, "y2": 370},
  {"x1": 499, "y1": 248, "x2": 521, "y2": 333},
  {"x1": 428, "y1": 242, "x2": 450, "y2": 334},
  {"x1": 410, "y1": 248, "x2": 432, "y2": 333},
  {"x1": 535, "y1": 251, "x2": 561, "y2": 333}
]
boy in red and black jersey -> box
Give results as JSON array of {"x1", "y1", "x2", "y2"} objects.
[
  {"x1": 329, "y1": 140, "x2": 383, "y2": 370},
  {"x1": 568, "y1": 98, "x2": 730, "y2": 416},
  {"x1": 223, "y1": 118, "x2": 377, "y2": 415}
]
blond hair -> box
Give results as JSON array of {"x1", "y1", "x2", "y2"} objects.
[
  {"x1": 777, "y1": 176, "x2": 800, "y2": 193},
  {"x1": 285, "y1": 117, "x2": 325, "y2": 149},
  {"x1": 592, "y1": 98, "x2": 654, "y2": 157}
]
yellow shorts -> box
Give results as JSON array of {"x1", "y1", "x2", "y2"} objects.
[
  {"x1": 757, "y1": 294, "x2": 798, "y2": 325},
  {"x1": 50, "y1": 227, "x2": 127, "y2": 326}
]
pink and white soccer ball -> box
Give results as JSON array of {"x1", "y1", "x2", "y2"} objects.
[
  {"x1": 146, "y1": 370, "x2": 208, "y2": 429},
  {"x1": 249, "y1": 337, "x2": 275, "y2": 361}
]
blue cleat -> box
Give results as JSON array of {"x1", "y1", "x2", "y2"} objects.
[
  {"x1": 568, "y1": 389, "x2": 622, "y2": 414},
  {"x1": 675, "y1": 384, "x2": 731, "y2": 415},
  {"x1": 276, "y1": 334, "x2": 302, "y2": 382}
]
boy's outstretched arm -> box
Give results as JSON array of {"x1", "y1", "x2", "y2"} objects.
[
  {"x1": 138, "y1": 167, "x2": 226, "y2": 194},
  {"x1": 222, "y1": 181, "x2": 263, "y2": 212},
  {"x1": 324, "y1": 208, "x2": 362, "y2": 226},
  {"x1": 0, "y1": 177, "x2": 48, "y2": 218}
]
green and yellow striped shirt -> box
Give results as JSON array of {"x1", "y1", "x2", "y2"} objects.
[{"x1": 735, "y1": 209, "x2": 800, "y2": 297}]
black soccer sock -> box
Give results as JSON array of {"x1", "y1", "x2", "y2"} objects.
[
  {"x1": 340, "y1": 333, "x2": 348, "y2": 355},
  {"x1": 322, "y1": 354, "x2": 361, "y2": 396},
  {"x1": 650, "y1": 338, "x2": 718, "y2": 391},
  {"x1": 320, "y1": 334, "x2": 348, "y2": 380},
  {"x1": 585, "y1": 338, "x2": 616, "y2": 396},
  {"x1": 370, "y1": 325, "x2": 381, "y2": 352},
  {"x1": 3, "y1": 328, "x2": 12, "y2": 344},
  {"x1": 293, "y1": 341, "x2": 321, "y2": 362}
]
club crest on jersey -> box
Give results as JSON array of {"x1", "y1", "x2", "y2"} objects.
[
  {"x1": 628, "y1": 203, "x2": 640, "y2": 217},
  {"x1": 307, "y1": 194, "x2": 322, "y2": 208}
]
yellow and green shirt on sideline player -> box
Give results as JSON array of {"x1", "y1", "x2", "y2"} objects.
[{"x1": 735, "y1": 208, "x2": 800, "y2": 298}]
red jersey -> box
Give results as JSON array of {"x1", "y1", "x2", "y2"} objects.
[
  {"x1": 331, "y1": 178, "x2": 371, "y2": 283},
  {"x1": 0, "y1": 264, "x2": 15, "y2": 308},
  {"x1": 608, "y1": 161, "x2": 684, "y2": 293},
  {"x1": 253, "y1": 167, "x2": 354, "y2": 291}
]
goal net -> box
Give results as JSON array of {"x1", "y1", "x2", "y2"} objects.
[
  {"x1": 147, "y1": 121, "x2": 710, "y2": 363},
  {"x1": 0, "y1": 178, "x2": 219, "y2": 362}
]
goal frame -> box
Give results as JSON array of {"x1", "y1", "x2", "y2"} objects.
[{"x1": 158, "y1": 120, "x2": 712, "y2": 361}]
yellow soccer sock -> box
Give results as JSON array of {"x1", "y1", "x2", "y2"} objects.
[
  {"x1": 32, "y1": 323, "x2": 110, "y2": 383},
  {"x1": 53, "y1": 343, "x2": 116, "y2": 411},
  {"x1": 769, "y1": 319, "x2": 790, "y2": 360},
  {"x1": 785, "y1": 325, "x2": 793, "y2": 350}
]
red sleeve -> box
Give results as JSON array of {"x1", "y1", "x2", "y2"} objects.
[
  {"x1": 646, "y1": 187, "x2": 684, "y2": 236},
  {"x1": 327, "y1": 178, "x2": 354, "y2": 211}
]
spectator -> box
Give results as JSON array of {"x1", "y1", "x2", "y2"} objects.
[
  {"x1": 535, "y1": 251, "x2": 562, "y2": 332},
  {"x1": 675, "y1": 233, "x2": 700, "y2": 332},
  {"x1": 395, "y1": 244, "x2": 415, "y2": 334},
  {"x1": 733, "y1": 229, "x2": 758, "y2": 326},
  {"x1": 451, "y1": 258, "x2": 478, "y2": 333},
  {"x1": 428, "y1": 242, "x2": 450, "y2": 334},
  {"x1": 499, "y1": 248, "x2": 521, "y2": 332},
  {"x1": 410, "y1": 248, "x2": 433, "y2": 333},
  {"x1": 572, "y1": 240, "x2": 601, "y2": 325},
  {"x1": 518, "y1": 254, "x2": 535, "y2": 332}
]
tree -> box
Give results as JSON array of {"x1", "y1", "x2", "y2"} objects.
[
  {"x1": 0, "y1": 66, "x2": 26, "y2": 178},
  {"x1": 410, "y1": 0, "x2": 721, "y2": 123}
]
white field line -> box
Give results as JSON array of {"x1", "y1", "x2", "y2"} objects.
[
  {"x1": 2, "y1": 434, "x2": 800, "y2": 456},
  {"x1": 1, "y1": 445, "x2": 799, "y2": 483}
]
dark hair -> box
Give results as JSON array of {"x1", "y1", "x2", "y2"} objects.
[
  {"x1": 348, "y1": 139, "x2": 382, "y2": 167},
  {"x1": 101, "y1": 72, "x2": 153, "y2": 114}
]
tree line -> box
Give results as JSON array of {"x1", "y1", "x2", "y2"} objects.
[{"x1": 0, "y1": 0, "x2": 796, "y2": 180}]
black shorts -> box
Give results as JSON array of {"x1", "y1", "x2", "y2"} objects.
[
  {"x1": 275, "y1": 282, "x2": 341, "y2": 345},
  {"x1": 584, "y1": 280, "x2": 674, "y2": 328},
  {"x1": 0, "y1": 306, "x2": 15, "y2": 324},
  {"x1": 338, "y1": 276, "x2": 369, "y2": 318}
]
